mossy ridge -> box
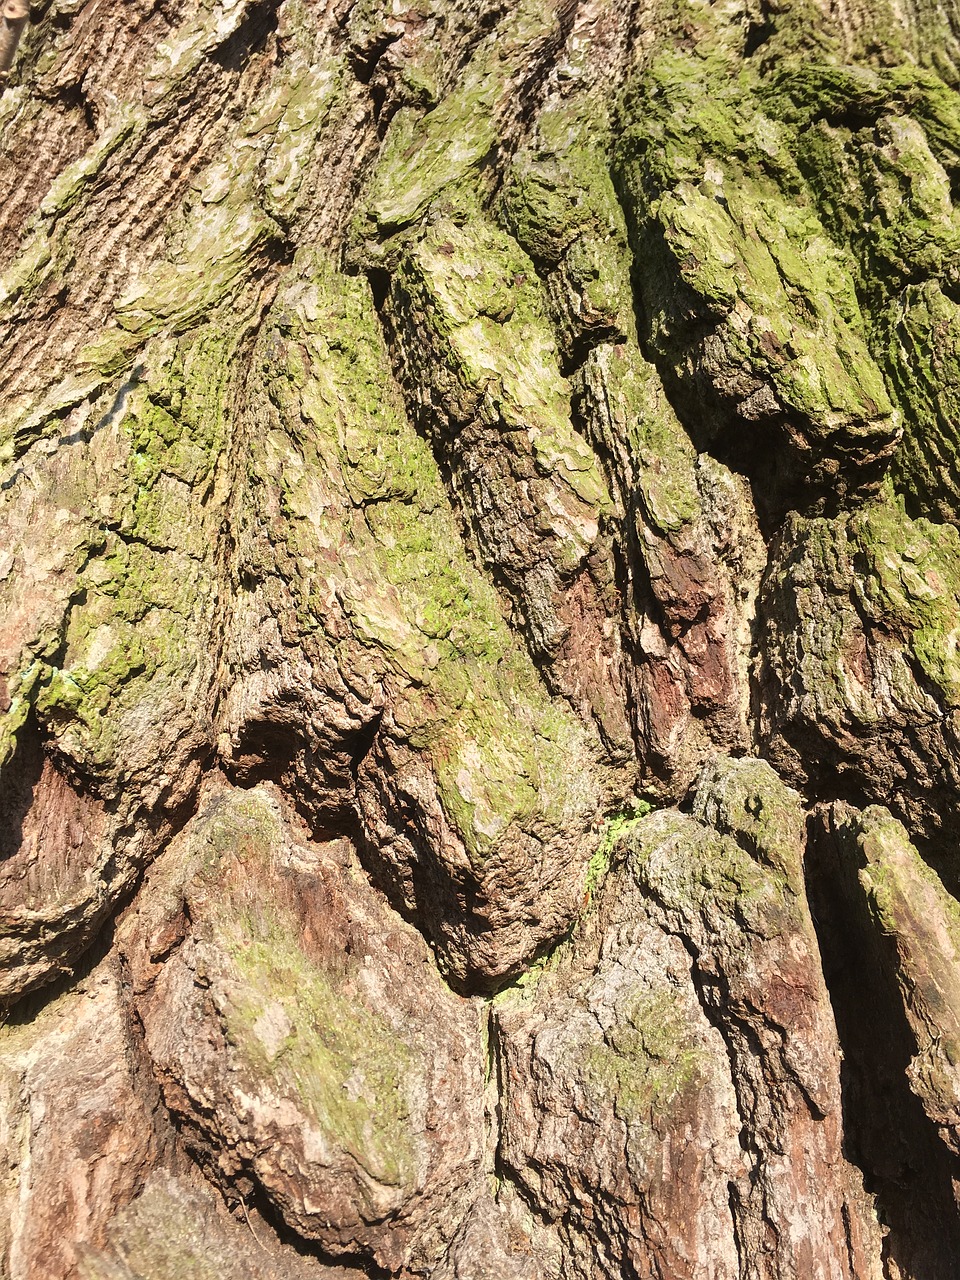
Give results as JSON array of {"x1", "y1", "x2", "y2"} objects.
[
  {"x1": 395, "y1": 213, "x2": 572, "y2": 434},
  {"x1": 115, "y1": 140, "x2": 281, "y2": 337},
  {"x1": 837, "y1": 804, "x2": 960, "y2": 1128},
  {"x1": 766, "y1": 62, "x2": 960, "y2": 312},
  {"x1": 344, "y1": 0, "x2": 446, "y2": 109},
  {"x1": 626, "y1": 808, "x2": 795, "y2": 939},
  {"x1": 28, "y1": 317, "x2": 237, "y2": 777},
  {"x1": 578, "y1": 342, "x2": 705, "y2": 537},
  {"x1": 635, "y1": 0, "x2": 779, "y2": 66},
  {"x1": 223, "y1": 930, "x2": 416, "y2": 1193},
  {"x1": 353, "y1": 0, "x2": 563, "y2": 248},
  {"x1": 761, "y1": 61, "x2": 960, "y2": 517},
  {"x1": 759, "y1": 489, "x2": 960, "y2": 821},
  {"x1": 0, "y1": 102, "x2": 145, "y2": 317},
  {"x1": 760, "y1": 505, "x2": 933, "y2": 732},
  {"x1": 39, "y1": 105, "x2": 148, "y2": 221},
  {"x1": 0, "y1": 383, "x2": 156, "y2": 775},
  {"x1": 188, "y1": 790, "x2": 418, "y2": 1194},
  {"x1": 0, "y1": 228, "x2": 54, "y2": 313},
  {"x1": 851, "y1": 805, "x2": 960, "y2": 944},
  {"x1": 3, "y1": 23, "x2": 281, "y2": 442},
  {"x1": 615, "y1": 50, "x2": 898, "y2": 482},
  {"x1": 849, "y1": 491, "x2": 960, "y2": 705},
  {"x1": 347, "y1": 4, "x2": 616, "y2": 665},
  {"x1": 0, "y1": 47, "x2": 293, "y2": 461},
  {"x1": 258, "y1": 256, "x2": 599, "y2": 863},
  {"x1": 0, "y1": 661, "x2": 47, "y2": 773},
  {"x1": 359, "y1": 95, "x2": 498, "y2": 241},
  {"x1": 498, "y1": 96, "x2": 637, "y2": 352},
  {"x1": 118, "y1": 319, "x2": 243, "y2": 541},
  {"x1": 241, "y1": 24, "x2": 353, "y2": 227},
  {"x1": 879, "y1": 282, "x2": 960, "y2": 523},
  {"x1": 34, "y1": 539, "x2": 215, "y2": 774},
  {"x1": 691, "y1": 756, "x2": 808, "y2": 890},
  {"x1": 767, "y1": 60, "x2": 960, "y2": 151},
  {"x1": 584, "y1": 800, "x2": 653, "y2": 899},
  {"x1": 644, "y1": 0, "x2": 947, "y2": 76},
  {"x1": 582, "y1": 990, "x2": 704, "y2": 1125},
  {"x1": 393, "y1": 213, "x2": 610, "y2": 562},
  {"x1": 617, "y1": 51, "x2": 804, "y2": 203}
]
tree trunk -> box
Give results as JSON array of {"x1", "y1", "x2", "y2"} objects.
[{"x1": 3, "y1": 0, "x2": 960, "y2": 1275}]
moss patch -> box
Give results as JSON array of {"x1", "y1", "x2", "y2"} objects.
[
  {"x1": 851, "y1": 493, "x2": 960, "y2": 705},
  {"x1": 222, "y1": 913, "x2": 415, "y2": 1189},
  {"x1": 252, "y1": 255, "x2": 599, "y2": 864},
  {"x1": 181, "y1": 790, "x2": 420, "y2": 1192},
  {"x1": 627, "y1": 809, "x2": 794, "y2": 939},
  {"x1": 615, "y1": 49, "x2": 898, "y2": 495},
  {"x1": 585, "y1": 801, "x2": 653, "y2": 898},
  {"x1": 583, "y1": 991, "x2": 703, "y2": 1123}
]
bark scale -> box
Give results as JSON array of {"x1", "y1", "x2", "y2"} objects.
[{"x1": 1, "y1": 0, "x2": 960, "y2": 1276}]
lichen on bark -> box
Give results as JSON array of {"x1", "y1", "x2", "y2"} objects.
[{"x1": 4, "y1": 0, "x2": 960, "y2": 1277}]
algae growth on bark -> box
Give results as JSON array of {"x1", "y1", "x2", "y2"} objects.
[{"x1": 3, "y1": 0, "x2": 960, "y2": 1276}]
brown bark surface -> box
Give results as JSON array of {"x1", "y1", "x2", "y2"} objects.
[{"x1": 3, "y1": 0, "x2": 960, "y2": 1276}]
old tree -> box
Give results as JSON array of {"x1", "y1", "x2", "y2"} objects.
[{"x1": 7, "y1": 0, "x2": 960, "y2": 1275}]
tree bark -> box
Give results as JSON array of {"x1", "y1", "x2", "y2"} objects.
[{"x1": 3, "y1": 0, "x2": 960, "y2": 1276}]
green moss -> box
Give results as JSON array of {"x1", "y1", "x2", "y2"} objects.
[
  {"x1": 182, "y1": 791, "x2": 418, "y2": 1191},
  {"x1": 615, "y1": 53, "x2": 898, "y2": 471},
  {"x1": 245, "y1": 56, "x2": 347, "y2": 223},
  {"x1": 24, "y1": 315, "x2": 234, "y2": 776},
  {"x1": 500, "y1": 100, "x2": 620, "y2": 256},
  {"x1": 254, "y1": 255, "x2": 599, "y2": 865},
  {"x1": 877, "y1": 282, "x2": 960, "y2": 521},
  {"x1": 359, "y1": 94, "x2": 498, "y2": 238},
  {"x1": 747, "y1": 0, "x2": 842, "y2": 62},
  {"x1": 351, "y1": 0, "x2": 563, "y2": 251},
  {"x1": 581, "y1": 343, "x2": 701, "y2": 534},
  {"x1": 585, "y1": 800, "x2": 653, "y2": 898},
  {"x1": 850, "y1": 492, "x2": 960, "y2": 704},
  {"x1": 115, "y1": 149, "x2": 279, "y2": 336},
  {"x1": 345, "y1": 0, "x2": 443, "y2": 107},
  {"x1": 0, "y1": 661, "x2": 45, "y2": 771},
  {"x1": 769, "y1": 65, "x2": 960, "y2": 302},
  {"x1": 0, "y1": 229, "x2": 53, "y2": 310},
  {"x1": 498, "y1": 98, "x2": 637, "y2": 349},
  {"x1": 424, "y1": 675, "x2": 584, "y2": 859},
  {"x1": 758, "y1": 61, "x2": 960, "y2": 517},
  {"x1": 761, "y1": 490, "x2": 960, "y2": 765},
  {"x1": 397, "y1": 215, "x2": 568, "y2": 414},
  {"x1": 583, "y1": 991, "x2": 702, "y2": 1122},
  {"x1": 224, "y1": 921, "x2": 415, "y2": 1189},
  {"x1": 394, "y1": 213, "x2": 610, "y2": 553},
  {"x1": 34, "y1": 539, "x2": 213, "y2": 771},
  {"x1": 38, "y1": 106, "x2": 146, "y2": 219},
  {"x1": 627, "y1": 810, "x2": 794, "y2": 936},
  {"x1": 500, "y1": 150, "x2": 598, "y2": 267},
  {"x1": 692, "y1": 756, "x2": 807, "y2": 887},
  {"x1": 123, "y1": 325, "x2": 235, "y2": 497}
]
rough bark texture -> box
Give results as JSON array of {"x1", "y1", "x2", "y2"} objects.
[{"x1": 4, "y1": 0, "x2": 960, "y2": 1276}]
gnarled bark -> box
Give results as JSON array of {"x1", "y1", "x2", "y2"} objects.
[{"x1": 3, "y1": 0, "x2": 960, "y2": 1276}]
